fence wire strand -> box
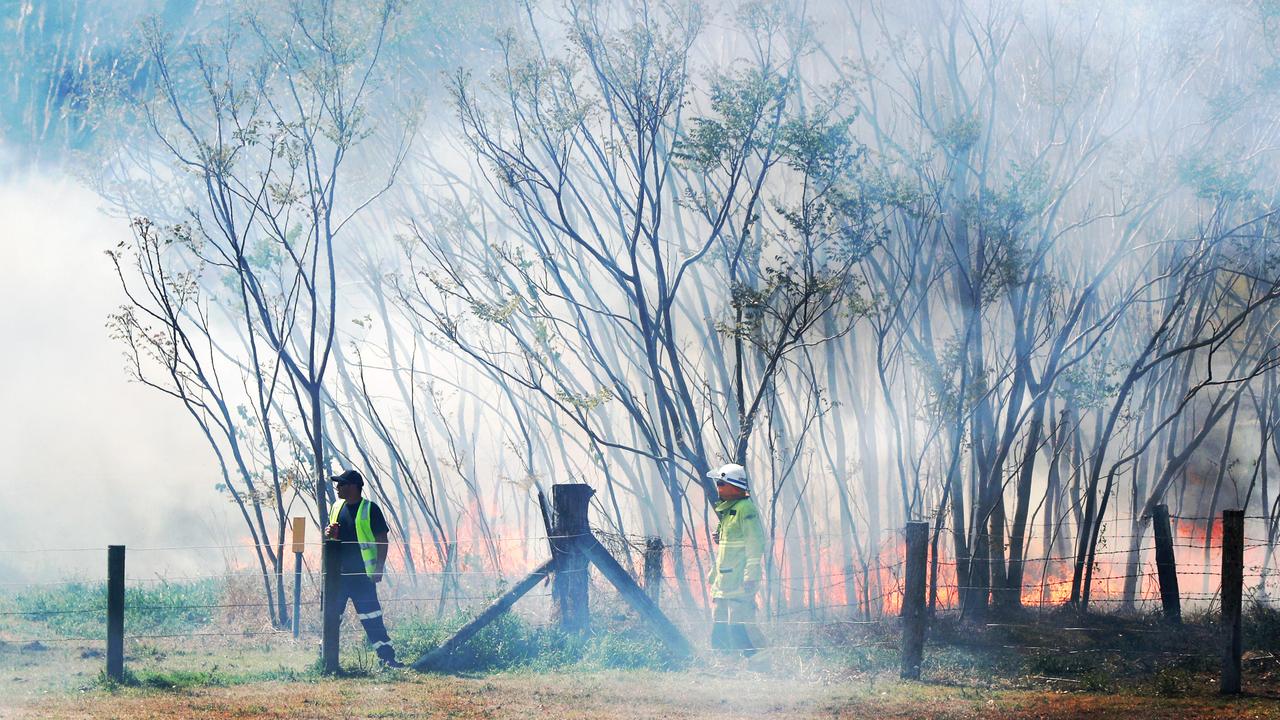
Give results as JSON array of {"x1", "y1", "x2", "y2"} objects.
[{"x1": 5, "y1": 523, "x2": 1279, "y2": 677}]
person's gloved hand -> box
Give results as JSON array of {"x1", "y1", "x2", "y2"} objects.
[
  {"x1": 742, "y1": 580, "x2": 759, "y2": 595},
  {"x1": 712, "y1": 530, "x2": 720, "y2": 544}
]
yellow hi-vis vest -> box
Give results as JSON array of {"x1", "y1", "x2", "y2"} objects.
[
  {"x1": 709, "y1": 496, "x2": 765, "y2": 600},
  {"x1": 329, "y1": 498, "x2": 378, "y2": 579}
]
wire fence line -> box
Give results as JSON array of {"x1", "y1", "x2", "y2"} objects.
[
  {"x1": 0, "y1": 582, "x2": 1269, "y2": 686},
  {"x1": 1, "y1": 629, "x2": 301, "y2": 644},
  {"x1": 5, "y1": 477, "x2": 1274, "y2": 691},
  {"x1": 7, "y1": 538, "x2": 1269, "y2": 594},
  {"x1": 5, "y1": 552, "x2": 1275, "y2": 602},
  {"x1": 1, "y1": 531, "x2": 1267, "y2": 569},
  {"x1": 4, "y1": 523, "x2": 1278, "y2": 667},
  {"x1": 5, "y1": 510, "x2": 1266, "y2": 556}
]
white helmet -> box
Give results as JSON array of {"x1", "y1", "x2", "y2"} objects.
[{"x1": 707, "y1": 463, "x2": 749, "y2": 490}]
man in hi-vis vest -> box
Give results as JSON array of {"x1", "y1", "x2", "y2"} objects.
[
  {"x1": 707, "y1": 463, "x2": 766, "y2": 655},
  {"x1": 325, "y1": 469, "x2": 403, "y2": 668}
]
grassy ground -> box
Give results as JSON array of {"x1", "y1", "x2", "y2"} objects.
[
  {"x1": 4, "y1": 580, "x2": 1280, "y2": 718},
  {"x1": 11, "y1": 668, "x2": 1280, "y2": 719}
]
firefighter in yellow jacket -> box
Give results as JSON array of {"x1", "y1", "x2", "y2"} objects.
[{"x1": 707, "y1": 463, "x2": 766, "y2": 654}]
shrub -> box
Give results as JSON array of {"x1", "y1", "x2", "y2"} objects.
[
  {"x1": 1244, "y1": 597, "x2": 1280, "y2": 654},
  {"x1": 1152, "y1": 667, "x2": 1195, "y2": 697},
  {"x1": 577, "y1": 628, "x2": 668, "y2": 670}
]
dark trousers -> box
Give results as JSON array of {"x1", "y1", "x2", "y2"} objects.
[
  {"x1": 328, "y1": 574, "x2": 396, "y2": 661},
  {"x1": 710, "y1": 597, "x2": 765, "y2": 653}
]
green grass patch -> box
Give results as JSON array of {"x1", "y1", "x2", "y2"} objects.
[
  {"x1": 391, "y1": 610, "x2": 674, "y2": 673},
  {"x1": 9, "y1": 580, "x2": 222, "y2": 637},
  {"x1": 134, "y1": 669, "x2": 228, "y2": 690},
  {"x1": 96, "y1": 662, "x2": 322, "y2": 692},
  {"x1": 95, "y1": 667, "x2": 226, "y2": 691}
]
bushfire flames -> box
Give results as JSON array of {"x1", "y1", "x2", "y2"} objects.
[
  {"x1": 646, "y1": 515, "x2": 1272, "y2": 616},
  {"x1": 233, "y1": 513, "x2": 1270, "y2": 618}
]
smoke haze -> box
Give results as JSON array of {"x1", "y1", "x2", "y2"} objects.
[{"x1": 0, "y1": 164, "x2": 240, "y2": 582}]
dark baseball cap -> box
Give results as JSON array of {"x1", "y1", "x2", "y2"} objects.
[{"x1": 330, "y1": 469, "x2": 364, "y2": 486}]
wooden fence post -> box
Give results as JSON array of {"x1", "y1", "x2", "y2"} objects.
[
  {"x1": 411, "y1": 488, "x2": 694, "y2": 671},
  {"x1": 322, "y1": 538, "x2": 341, "y2": 674},
  {"x1": 291, "y1": 517, "x2": 306, "y2": 639},
  {"x1": 106, "y1": 545, "x2": 125, "y2": 683},
  {"x1": 1152, "y1": 504, "x2": 1181, "y2": 624},
  {"x1": 1220, "y1": 509, "x2": 1244, "y2": 694},
  {"x1": 552, "y1": 483, "x2": 595, "y2": 634},
  {"x1": 643, "y1": 537, "x2": 664, "y2": 605},
  {"x1": 900, "y1": 522, "x2": 929, "y2": 680}
]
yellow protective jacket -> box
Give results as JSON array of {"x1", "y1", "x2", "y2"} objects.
[
  {"x1": 329, "y1": 499, "x2": 378, "y2": 579},
  {"x1": 709, "y1": 496, "x2": 765, "y2": 600}
]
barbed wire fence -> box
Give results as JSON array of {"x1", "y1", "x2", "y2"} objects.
[{"x1": 2, "y1": 495, "x2": 1277, "y2": 692}]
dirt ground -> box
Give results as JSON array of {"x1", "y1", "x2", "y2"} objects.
[{"x1": 7, "y1": 669, "x2": 1280, "y2": 720}]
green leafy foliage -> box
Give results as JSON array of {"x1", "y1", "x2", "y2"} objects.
[
  {"x1": 675, "y1": 68, "x2": 789, "y2": 172},
  {"x1": 1178, "y1": 154, "x2": 1256, "y2": 202},
  {"x1": 938, "y1": 114, "x2": 982, "y2": 155}
]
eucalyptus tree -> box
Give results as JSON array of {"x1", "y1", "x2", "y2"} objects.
[
  {"x1": 107, "y1": 218, "x2": 297, "y2": 627},
  {"x1": 0, "y1": 0, "x2": 198, "y2": 162},
  {"x1": 1071, "y1": 208, "x2": 1280, "y2": 608},
  {"x1": 84, "y1": 0, "x2": 1280, "y2": 625},
  {"x1": 826, "y1": 0, "x2": 1149, "y2": 615},
  {"x1": 99, "y1": 0, "x2": 407, "y2": 524},
  {"x1": 812, "y1": 0, "x2": 1280, "y2": 618},
  {"x1": 395, "y1": 0, "x2": 879, "y2": 601},
  {"x1": 81, "y1": 0, "x2": 423, "y2": 629},
  {"x1": 1062, "y1": 0, "x2": 1280, "y2": 608}
]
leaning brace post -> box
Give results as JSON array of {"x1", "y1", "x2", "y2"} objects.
[
  {"x1": 643, "y1": 537, "x2": 664, "y2": 605},
  {"x1": 291, "y1": 518, "x2": 306, "y2": 639},
  {"x1": 413, "y1": 558, "x2": 557, "y2": 672},
  {"x1": 580, "y1": 537, "x2": 692, "y2": 658},
  {"x1": 321, "y1": 538, "x2": 341, "y2": 674},
  {"x1": 1220, "y1": 509, "x2": 1244, "y2": 694},
  {"x1": 1151, "y1": 505, "x2": 1181, "y2": 624},
  {"x1": 411, "y1": 485, "x2": 693, "y2": 671},
  {"x1": 106, "y1": 545, "x2": 125, "y2": 683},
  {"x1": 900, "y1": 522, "x2": 929, "y2": 680},
  {"x1": 552, "y1": 483, "x2": 594, "y2": 634}
]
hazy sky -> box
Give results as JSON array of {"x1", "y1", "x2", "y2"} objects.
[{"x1": 1, "y1": 164, "x2": 248, "y2": 582}]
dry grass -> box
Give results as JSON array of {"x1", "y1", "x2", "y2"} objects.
[
  {"x1": 11, "y1": 669, "x2": 1280, "y2": 719},
  {"x1": 7, "y1": 580, "x2": 1280, "y2": 719}
]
